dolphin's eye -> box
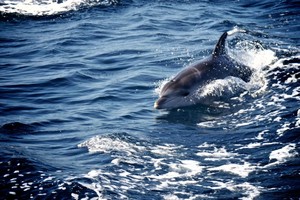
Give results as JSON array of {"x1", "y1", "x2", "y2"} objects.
[{"x1": 180, "y1": 91, "x2": 190, "y2": 97}]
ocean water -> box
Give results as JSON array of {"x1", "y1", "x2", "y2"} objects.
[{"x1": 0, "y1": 0, "x2": 299, "y2": 199}]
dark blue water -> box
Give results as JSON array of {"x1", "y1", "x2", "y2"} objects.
[{"x1": 0, "y1": 0, "x2": 299, "y2": 199}]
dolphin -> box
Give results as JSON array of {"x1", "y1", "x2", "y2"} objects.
[{"x1": 154, "y1": 29, "x2": 252, "y2": 109}]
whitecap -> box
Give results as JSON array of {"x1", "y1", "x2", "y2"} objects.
[
  {"x1": 196, "y1": 146, "x2": 238, "y2": 161},
  {"x1": 209, "y1": 181, "x2": 261, "y2": 200},
  {"x1": 78, "y1": 135, "x2": 145, "y2": 155},
  {"x1": 269, "y1": 143, "x2": 297, "y2": 163},
  {"x1": 208, "y1": 162, "x2": 256, "y2": 178},
  {"x1": 0, "y1": 0, "x2": 118, "y2": 16},
  {"x1": 148, "y1": 159, "x2": 203, "y2": 180}
]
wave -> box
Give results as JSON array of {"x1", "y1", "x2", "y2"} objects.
[{"x1": 0, "y1": 0, "x2": 118, "y2": 17}]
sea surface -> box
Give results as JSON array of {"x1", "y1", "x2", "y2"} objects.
[{"x1": 0, "y1": 0, "x2": 299, "y2": 199}]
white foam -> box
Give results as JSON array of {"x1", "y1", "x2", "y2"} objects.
[
  {"x1": 276, "y1": 122, "x2": 291, "y2": 136},
  {"x1": 78, "y1": 135, "x2": 145, "y2": 155},
  {"x1": 210, "y1": 181, "x2": 261, "y2": 200},
  {"x1": 238, "y1": 142, "x2": 278, "y2": 150},
  {"x1": 208, "y1": 162, "x2": 256, "y2": 178},
  {"x1": 163, "y1": 193, "x2": 208, "y2": 200},
  {"x1": 9, "y1": 191, "x2": 16, "y2": 195},
  {"x1": 296, "y1": 109, "x2": 300, "y2": 127},
  {"x1": 163, "y1": 194, "x2": 180, "y2": 200},
  {"x1": 77, "y1": 134, "x2": 294, "y2": 199},
  {"x1": 78, "y1": 181, "x2": 104, "y2": 199},
  {"x1": 196, "y1": 146, "x2": 238, "y2": 161},
  {"x1": 42, "y1": 176, "x2": 54, "y2": 182},
  {"x1": 269, "y1": 143, "x2": 297, "y2": 162},
  {"x1": 111, "y1": 158, "x2": 120, "y2": 165},
  {"x1": 174, "y1": 160, "x2": 204, "y2": 176},
  {"x1": 197, "y1": 120, "x2": 218, "y2": 128},
  {"x1": 239, "y1": 142, "x2": 262, "y2": 149},
  {"x1": 285, "y1": 73, "x2": 299, "y2": 84},
  {"x1": 71, "y1": 193, "x2": 79, "y2": 200},
  {"x1": 150, "y1": 144, "x2": 183, "y2": 155},
  {"x1": 235, "y1": 121, "x2": 254, "y2": 127},
  {"x1": 149, "y1": 159, "x2": 203, "y2": 180},
  {"x1": 197, "y1": 142, "x2": 214, "y2": 148},
  {"x1": 86, "y1": 169, "x2": 101, "y2": 179},
  {"x1": 0, "y1": 0, "x2": 117, "y2": 16}
]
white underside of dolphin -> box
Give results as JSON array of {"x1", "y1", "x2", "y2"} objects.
[{"x1": 154, "y1": 28, "x2": 252, "y2": 109}]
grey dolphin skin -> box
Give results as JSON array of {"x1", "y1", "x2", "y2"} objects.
[{"x1": 154, "y1": 29, "x2": 252, "y2": 109}]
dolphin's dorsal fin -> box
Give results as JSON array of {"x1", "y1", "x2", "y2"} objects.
[
  {"x1": 212, "y1": 32, "x2": 228, "y2": 57},
  {"x1": 212, "y1": 28, "x2": 247, "y2": 57}
]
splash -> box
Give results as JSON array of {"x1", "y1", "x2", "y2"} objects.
[
  {"x1": 227, "y1": 26, "x2": 246, "y2": 36},
  {"x1": 154, "y1": 77, "x2": 171, "y2": 96},
  {"x1": 0, "y1": 0, "x2": 118, "y2": 16},
  {"x1": 78, "y1": 134, "x2": 145, "y2": 155},
  {"x1": 206, "y1": 35, "x2": 278, "y2": 108},
  {"x1": 225, "y1": 33, "x2": 277, "y2": 97},
  {"x1": 155, "y1": 29, "x2": 277, "y2": 109},
  {"x1": 228, "y1": 39, "x2": 277, "y2": 70},
  {"x1": 196, "y1": 76, "x2": 249, "y2": 103}
]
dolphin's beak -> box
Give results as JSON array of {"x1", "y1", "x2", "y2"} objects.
[
  {"x1": 154, "y1": 97, "x2": 167, "y2": 109},
  {"x1": 154, "y1": 101, "x2": 159, "y2": 109}
]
